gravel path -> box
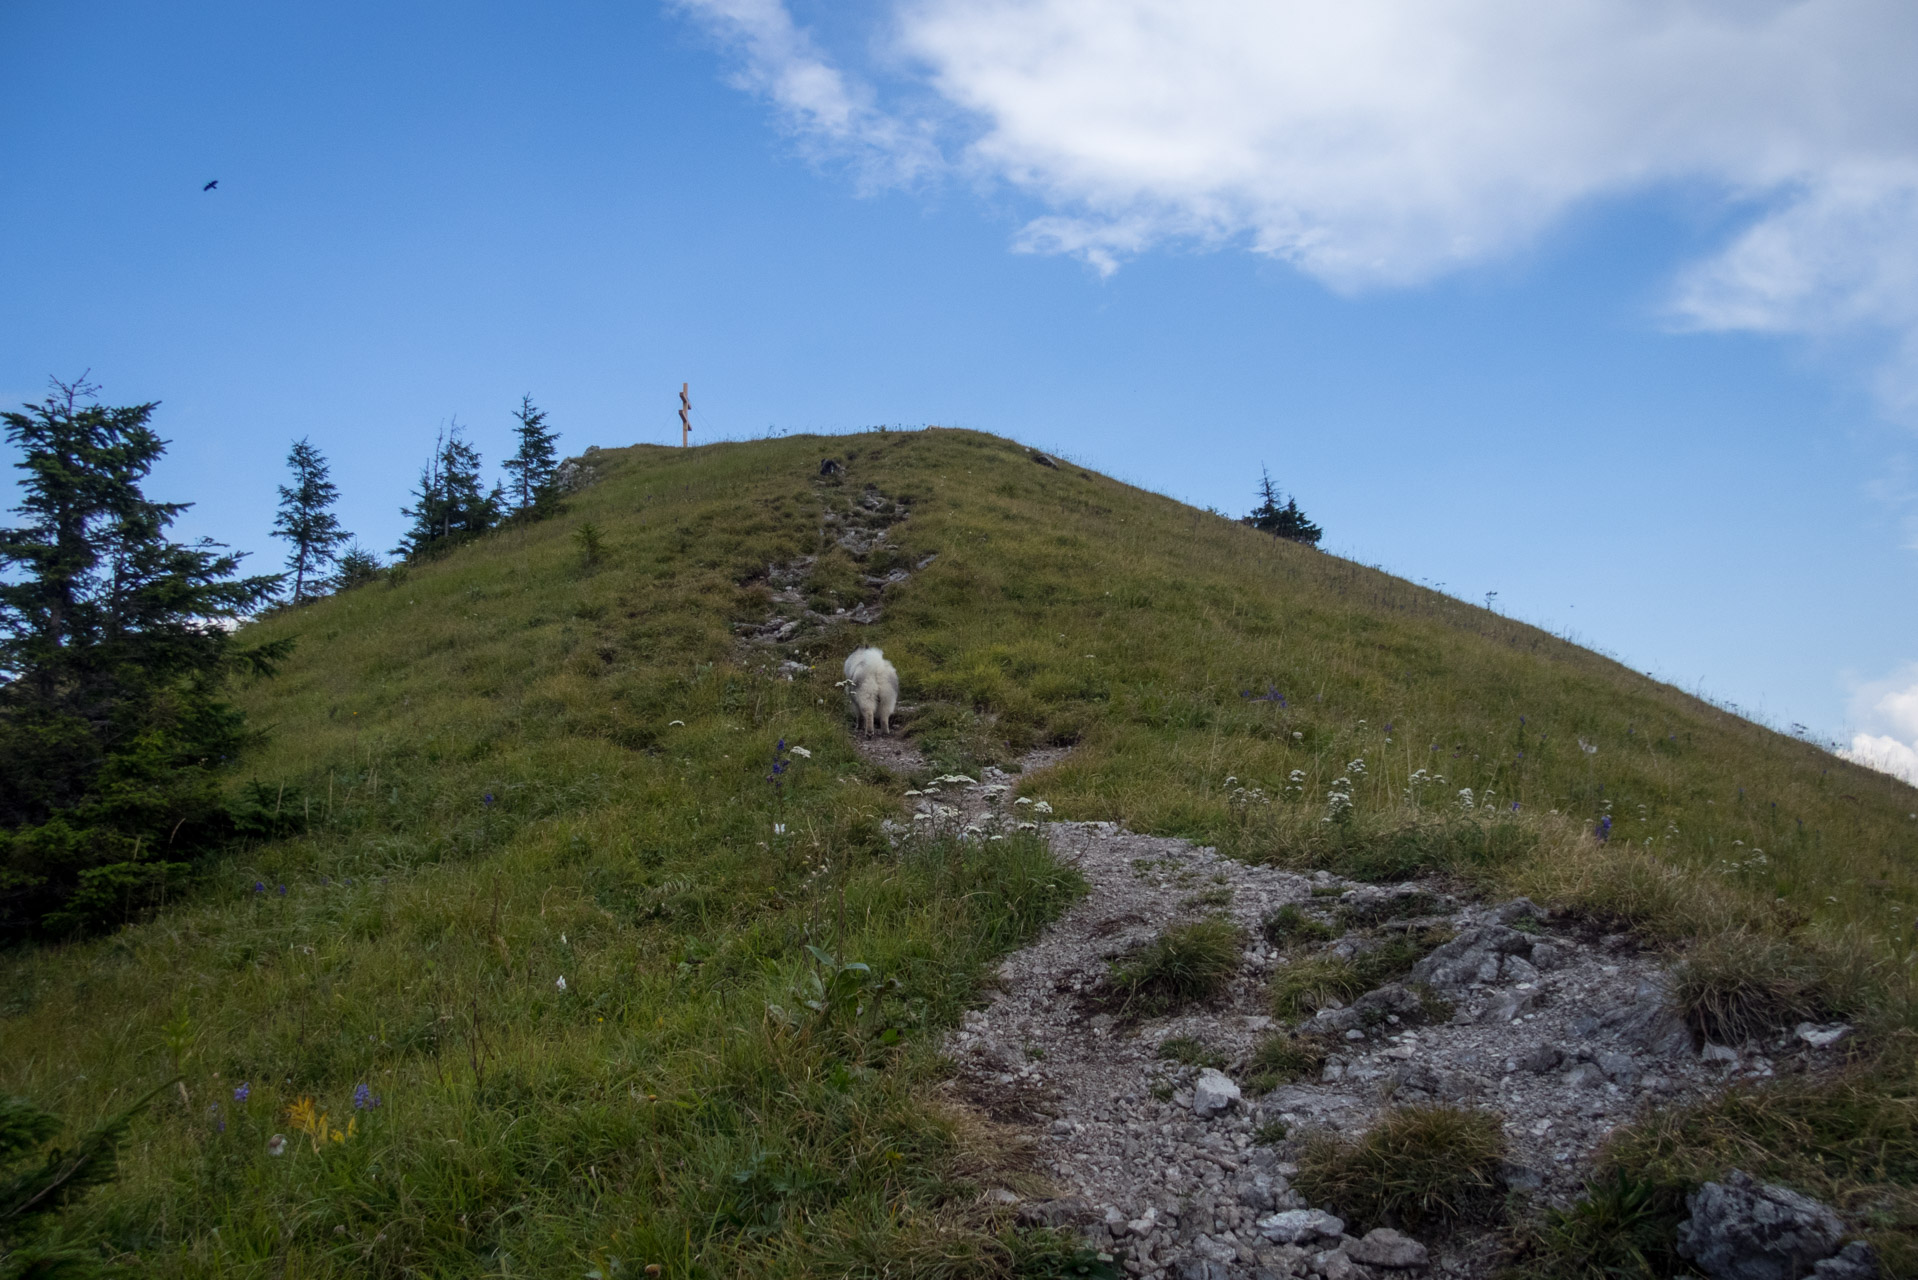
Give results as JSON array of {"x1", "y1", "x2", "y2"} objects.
[{"x1": 904, "y1": 766, "x2": 1848, "y2": 1280}]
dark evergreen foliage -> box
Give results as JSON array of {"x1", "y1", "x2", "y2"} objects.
[
  {"x1": 330, "y1": 543, "x2": 383, "y2": 590},
  {"x1": 395, "y1": 422, "x2": 500, "y2": 559},
  {"x1": 1243, "y1": 467, "x2": 1323, "y2": 546},
  {"x1": 0, "y1": 1082, "x2": 167, "y2": 1277},
  {"x1": 501, "y1": 395, "x2": 562, "y2": 517},
  {"x1": 0, "y1": 379, "x2": 284, "y2": 940},
  {"x1": 271, "y1": 438, "x2": 351, "y2": 603}
]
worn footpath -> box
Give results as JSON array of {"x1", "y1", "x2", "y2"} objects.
[{"x1": 884, "y1": 760, "x2": 1858, "y2": 1280}]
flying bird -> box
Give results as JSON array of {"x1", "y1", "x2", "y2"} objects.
[{"x1": 202, "y1": 179, "x2": 218, "y2": 191}]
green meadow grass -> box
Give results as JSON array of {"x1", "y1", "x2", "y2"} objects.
[{"x1": 4, "y1": 427, "x2": 1918, "y2": 1275}]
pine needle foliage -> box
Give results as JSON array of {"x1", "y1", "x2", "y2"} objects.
[
  {"x1": 501, "y1": 395, "x2": 562, "y2": 518},
  {"x1": 0, "y1": 379, "x2": 284, "y2": 939},
  {"x1": 395, "y1": 422, "x2": 499, "y2": 559},
  {"x1": 271, "y1": 437, "x2": 351, "y2": 603},
  {"x1": 0, "y1": 1082, "x2": 169, "y2": 1279},
  {"x1": 1242, "y1": 466, "x2": 1322, "y2": 546}
]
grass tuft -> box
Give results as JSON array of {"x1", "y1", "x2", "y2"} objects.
[
  {"x1": 1246, "y1": 1032, "x2": 1329, "y2": 1092},
  {"x1": 1339, "y1": 891, "x2": 1442, "y2": 928},
  {"x1": 1500, "y1": 1169, "x2": 1690, "y2": 1280},
  {"x1": 1261, "y1": 904, "x2": 1334, "y2": 947},
  {"x1": 1107, "y1": 918, "x2": 1244, "y2": 1017},
  {"x1": 1157, "y1": 1036, "x2": 1227, "y2": 1069},
  {"x1": 1295, "y1": 1105, "x2": 1506, "y2": 1234},
  {"x1": 1670, "y1": 930, "x2": 1843, "y2": 1046},
  {"x1": 1269, "y1": 928, "x2": 1452, "y2": 1021}
]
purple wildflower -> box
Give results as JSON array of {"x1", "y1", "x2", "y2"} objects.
[
  {"x1": 1596, "y1": 816, "x2": 1613, "y2": 843},
  {"x1": 277, "y1": 884, "x2": 287, "y2": 896},
  {"x1": 1511, "y1": 802, "x2": 1521, "y2": 812},
  {"x1": 234, "y1": 1082, "x2": 250, "y2": 1102},
  {"x1": 483, "y1": 792, "x2": 495, "y2": 806},
  {"x1": 353, "y1": 1083, "x2": 379, "y2": 1109},
  {"x1": 253, "y1": 882, "x2": 265, "y2": 893}
]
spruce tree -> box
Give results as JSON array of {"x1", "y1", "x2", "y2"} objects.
[
  {"x1": 271, "y1": 437, "x2": 351, "y2": 602},
  {"x1": 396, "y1": 422, "x2": 499, "y2": 559},
  {"x1": 331, "y1": 543, "x2": 383, "y2": 590},
  {"x1": 1242, "y1": 467, "x2": 1323, "y2": 546},
  {"x1": 501, "y1": 395, "x2": 561, "y2": 516},
  {"x1": 0, "y1": 378, "x2": 285, "y2": 938}
]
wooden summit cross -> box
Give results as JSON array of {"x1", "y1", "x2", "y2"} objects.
[{"x1": 680, "y1": 383, "x2": 691, "y2": 447}]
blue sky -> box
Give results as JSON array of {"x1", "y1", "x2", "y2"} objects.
[{"x1": 4, "y1": 1, "x2": 1917, "y2": 774}]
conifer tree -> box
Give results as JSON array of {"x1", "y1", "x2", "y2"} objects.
[
  {"x1": 332, "y1": 543, "x2": 383, "y2": 590},
  {"x1": 396, "y1": 422, "x2": 499, "y2": 559},
  {"x1": 271, "y1": 437, "x2": 351, "y2": 602},
  {"x1": 1243, "y1": 467, "x2": 1323, "y2": 546},
  {"x1": 0, "y1": 377, "x2": 285, "y2": 938},
  {"x1": 501, "y1": 394, "x2": 561, "y2": 516}
]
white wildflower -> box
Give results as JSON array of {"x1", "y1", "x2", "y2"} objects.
[
  {"x1": 556, "y1": 976, "x2": 568, "y2": 992},
  {"x1": 1457, "y1": 788, "x2": 1475, "y2": 811},
  {"x1": 788, "y1": 746, "x2": 812, "y2": 758}
]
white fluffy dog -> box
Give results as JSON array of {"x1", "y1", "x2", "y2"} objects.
[{"x1": 842, "y1": 647, "x2": 899, "y2": 737}]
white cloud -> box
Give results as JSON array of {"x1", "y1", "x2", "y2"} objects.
[
  {"x1": 668, "y1": 0, "x2": 937, "y2": 186},
  {"x1": 1839, "y1": 667, "x2": 1918, "y2": 786},
  {"x1": 678, "y1": 0, "x2": 1918, "y2": 405}
]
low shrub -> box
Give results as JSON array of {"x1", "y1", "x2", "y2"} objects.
[
  {"x1": 1107, "y1": 918, "x2": 1244, "y2": 1017},
  {"x1": 1295, "y1": 1105, "x2": 1506, "y2": 1234}
]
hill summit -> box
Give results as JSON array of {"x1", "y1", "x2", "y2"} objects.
[{"x1": 3, "y1": 427, "x2": 1915, "y2": 1277}]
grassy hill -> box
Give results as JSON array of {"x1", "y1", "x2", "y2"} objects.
[{"x1": 4, "y1": 427, "x2": 1917, "y2": 1277}]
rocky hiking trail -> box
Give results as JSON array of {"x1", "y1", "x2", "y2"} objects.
[
  {"x1": 735, "y1": 465, "x2": 930, "y2": 670},
  {"x1": 865, "y1": 759, "x2": 1866, "y2": 1279}
]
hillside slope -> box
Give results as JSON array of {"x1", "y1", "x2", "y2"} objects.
[{"x1": 3, "y1": 427, "x2": 1916, "y2": 1277}]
